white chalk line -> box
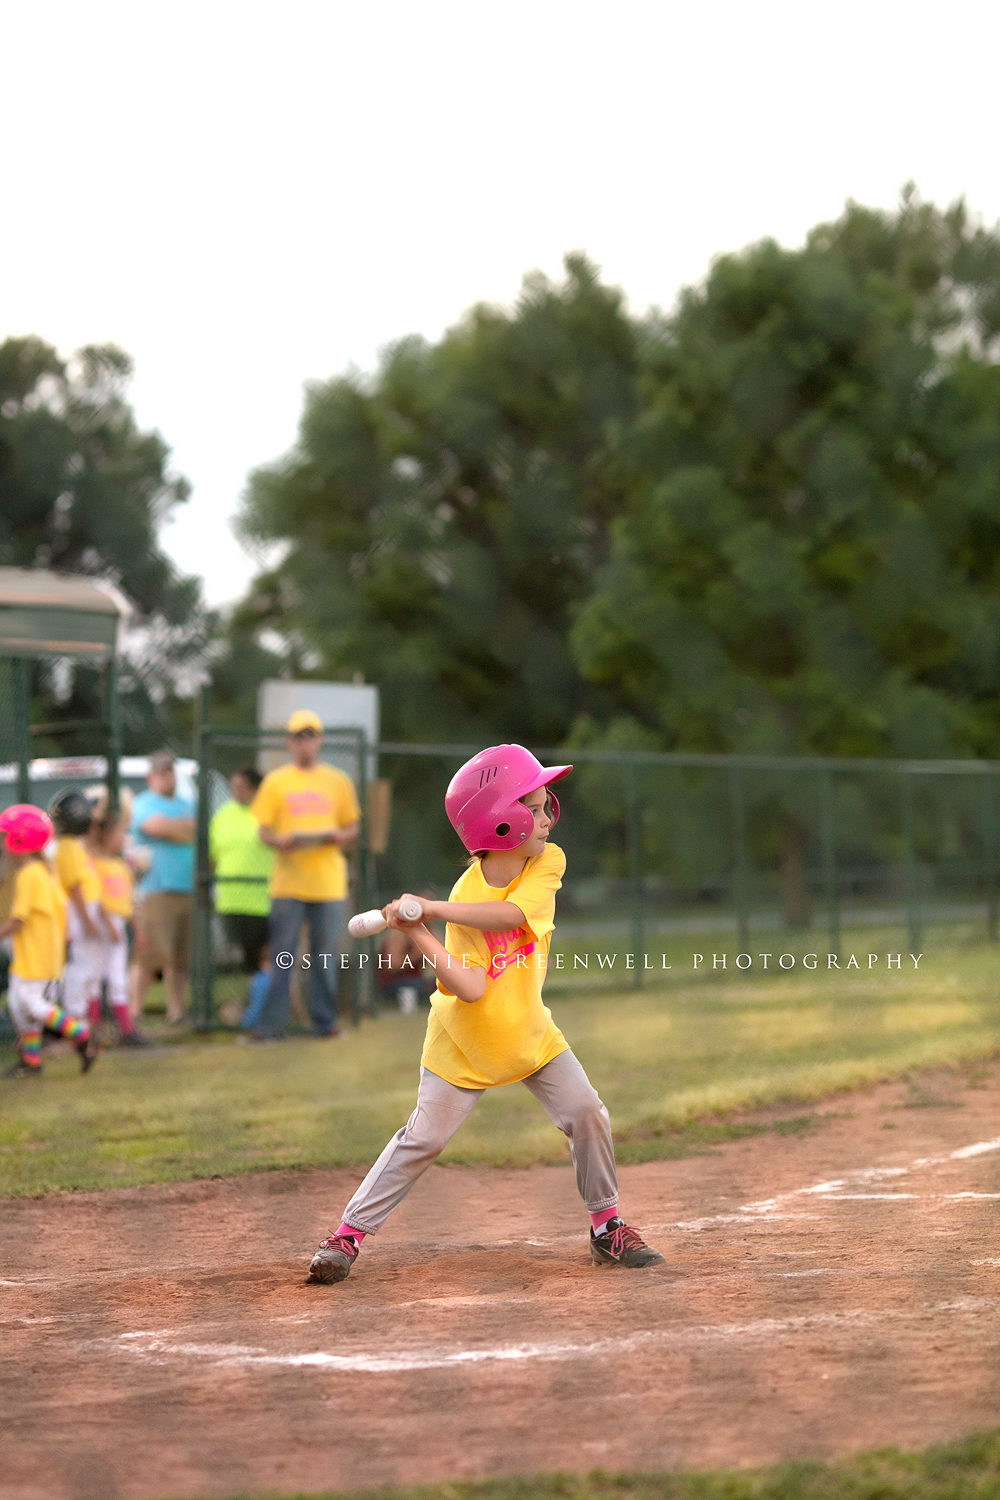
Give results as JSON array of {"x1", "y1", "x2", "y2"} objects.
[
  {"x1": 104, "y1": 1296, "x2": 997, "y2": 1375},
  {"x1": 769, "y1": 1268, "x2": 850, "y2": 1278},
  {"x1": 675, "y1": 1135, "x2": 1000, "y2": 1230},
  {"x1": 767, "y1": 1192, "x2": 1000, "y2": 1202},
  {"x1": 952, "y1": 1138, "x2": 1000, "y2": 1159},
  {"x1": 0, "y1": 1314, "x2": 63, "y2": 1326}
]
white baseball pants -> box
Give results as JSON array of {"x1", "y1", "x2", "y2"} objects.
[
  {"x1": 62, "y1": 901, "x2": 103, "y2": 1019},
  {"x1": 98, "y1": 915, "x2": 129, "y2": 1006},
  {"x1": 7, "y1": 976, "x2": 59, "y2": 1031}
]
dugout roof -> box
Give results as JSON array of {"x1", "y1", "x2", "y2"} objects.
[{"x1": 0, "y1": 567, "x2": 131, "y2": 660}]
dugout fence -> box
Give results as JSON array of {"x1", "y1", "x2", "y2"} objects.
[
  {"x1": 0, "y1": 570, "x2": 130, "y2": 1042},
  {"x1": 189, "y1": 722, "x2": 1000, "y2": 1028},
  {"x1": 375, "y1": 743, "x2": 1000, "y2": 978}
]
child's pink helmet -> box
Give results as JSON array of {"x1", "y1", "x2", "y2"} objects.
[
  {"x1": 0, "y1": 803, "x2": 54, "y2": 855},
  {"x1": 446, "y1": 745, "x2": 573, "y2": 853}
]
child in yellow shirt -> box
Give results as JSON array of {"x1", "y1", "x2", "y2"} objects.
[
  {"x1": 50, "y1": 788, "x2": 105, "y2": 1022},
  {"x1": 0, "y1": 805, "x2": 98, "y2": 1078},
  {"x1": 84, "y1": 790, "x2": 147, "y2": 1047}
]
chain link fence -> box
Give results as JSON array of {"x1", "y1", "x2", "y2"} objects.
[
  {"x1": 376, "y1": 744, "x2": 1000, "y2": 973},
  {"x1": 189, "y1": 735, "x2": 1000, "y2": 1026},
  {"x1": 5, "y1": 725, "x2": 999, "y2": 1037}
]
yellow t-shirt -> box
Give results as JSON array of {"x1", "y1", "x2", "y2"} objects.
[
  {"x1": 11, "y1": 858, "x2": 66, "y2": 980},
  {"x1": 251, "y1": 763, "x2": 361, "y2": 902},
  {"x1": 55, "y1": 837, "x2": 101, "y2": 904},
  {"x1": 96, "y1": 856, "x2": 134, "y2": 918},
  {"x1": 421, "y1": 841, "x2": 569, "y2": 1089}
]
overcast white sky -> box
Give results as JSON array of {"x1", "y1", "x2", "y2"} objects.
[{"x1": 5, "y1": 0, "x2": 1000, "y2": 607}]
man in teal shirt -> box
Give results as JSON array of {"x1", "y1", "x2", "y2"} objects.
[
  {"x1": 130, "y1": 750, "x2": 196, "y2": 1024},
  {"x1": 209, "y1": 767, "x2": 274, "y2": 973}
]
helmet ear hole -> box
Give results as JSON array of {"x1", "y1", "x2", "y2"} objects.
[{"x1": 495, "y1": 822, "x2": 510, "y2": 837}]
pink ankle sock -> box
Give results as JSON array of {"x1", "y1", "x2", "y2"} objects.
[
  {"x1": 590, "y1": 1207, "x2": 618, "y2": 1235},
  {"x1": 337, "y1": 1222, "x2": 366, "y2": 1243},
  {"x1": 112, "y1": 1003, "x2": 134, "y2": 1036},
  {"x1": 87, "y1": 998, "x2": 103, "y2": 1027}
]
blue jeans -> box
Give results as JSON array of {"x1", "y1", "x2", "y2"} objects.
[
  {"x1": 256, "y1": 898, "x2": 345, "y2": 1037},
  {"x1": 240, "y1": 968, "x2": 271, "y2": 1031}
]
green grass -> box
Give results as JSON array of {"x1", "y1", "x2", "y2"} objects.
[
  {"x1": 168, "y1": 1428, "x2": 1000, "y2": 1500},
  {"x1": 2, "y1": 923, "x2": 999, "y2": 1197}
]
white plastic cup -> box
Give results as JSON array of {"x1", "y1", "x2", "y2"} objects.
[{"x1": 398, "y1": 985, "x2": 419, "y2": 1015}]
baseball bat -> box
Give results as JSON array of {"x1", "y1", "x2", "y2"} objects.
[{"x1": 348, "y1": 896, "x2": 423, "y2": 938}]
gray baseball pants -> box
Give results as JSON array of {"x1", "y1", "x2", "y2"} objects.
[{"x1": 342, "y1": 1048, "x2": 619, "y2": 1234}]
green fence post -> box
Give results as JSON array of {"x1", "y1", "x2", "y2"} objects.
[
  {"x1": 14, "y1": 657, "x2": 31, "y2": 804},
  {"x1": 104, "y1": 655, "x2": 121, "y2": 814},
  {"x1": 981, "y1": 772, "x2": 999, "y2": 943},
  {"x1": 626, "y1": 768, "x2": 643, "y2": 988},
  {"x1": 191, "y1": 686, "x2": 214, "y2": 1029},
  {"x1": 820, "y1": 768, "x2": 840, "y2": 959},
  {"x1": 728, "y1": 766, "x2": 750, "y2": 955},
  {"x1": 902, "y1": 771, "x2": 921, "y2": 954}
]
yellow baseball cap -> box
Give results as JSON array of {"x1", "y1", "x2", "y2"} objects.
[{"x1": 287, "y1": 709, "x2": 323, "y2": 734}]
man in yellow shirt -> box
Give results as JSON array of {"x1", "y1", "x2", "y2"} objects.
[{"x1": 250, "y1": 710, "x2": 360, "y2": 1038}]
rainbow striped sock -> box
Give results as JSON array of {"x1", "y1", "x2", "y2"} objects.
[
  {"x1": 19, "y1": 1030, "x2": 43, "y2": 1068},
  {"x1": 43, "y1": 1006, "x2": 89, "y2": 1041}
]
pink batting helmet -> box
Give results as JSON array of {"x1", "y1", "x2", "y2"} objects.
[
  {"x1": 445, "y1": 744, "x2": 573, "y2": 854},
  {"x1": 0, "y1": 803, "x2": 54, "y2": 855}
]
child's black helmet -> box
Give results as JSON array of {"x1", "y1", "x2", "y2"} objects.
[{"x1": 48, "y1": 788, "x2": 95, "y2": 836}]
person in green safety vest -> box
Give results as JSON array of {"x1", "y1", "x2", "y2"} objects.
[{"x1": 209, "y1": 767, "x2": 274, "y2": 975}]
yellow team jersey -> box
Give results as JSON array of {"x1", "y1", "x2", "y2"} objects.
[
  {"x1": 421, "y1": 841, "x2": 569, "y2": 1089},
  {"x1": 55, "y1": 836, "x2": 101, "y2": 904},
  {"x1": 96, "y1": 856, "x2": 134, "y2": 918},
  {"x1": 11, "y1": 858, "x2": 66, "y2": 980},
  {"x1": 251, "y1": 763, "x2": 361, "y2": 902}
]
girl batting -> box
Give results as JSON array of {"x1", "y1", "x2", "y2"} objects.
[{"x1": 308, "y1": 745, "x2": 663, "y2": 1282}]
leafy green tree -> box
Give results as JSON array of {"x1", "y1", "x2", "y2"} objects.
[
  {"x1": 0, "y1": 337, "x2": 209, "y2": 750},
  {"x1": 228, "y1": 193, "x2": 1000, "y2": 907},
  {"x1": 234, "y1": 256, "x2": 636, "y2": 748},
  {"x1": 571, "y1": 192, "x2": 1000, "y2": 920}
]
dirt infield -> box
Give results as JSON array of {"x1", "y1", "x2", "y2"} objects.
[{"x1": 2, "y1": 1066, "x2": 1000, "y2": 1500}]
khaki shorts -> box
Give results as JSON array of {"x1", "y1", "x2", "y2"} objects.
[{"x1": 136, "y1": 891, "x2": 192, "y2": 971}]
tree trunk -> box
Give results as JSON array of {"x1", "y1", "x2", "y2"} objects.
[{"x1": 781, "y1": 815, "x2": 812, "y2": 928}]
